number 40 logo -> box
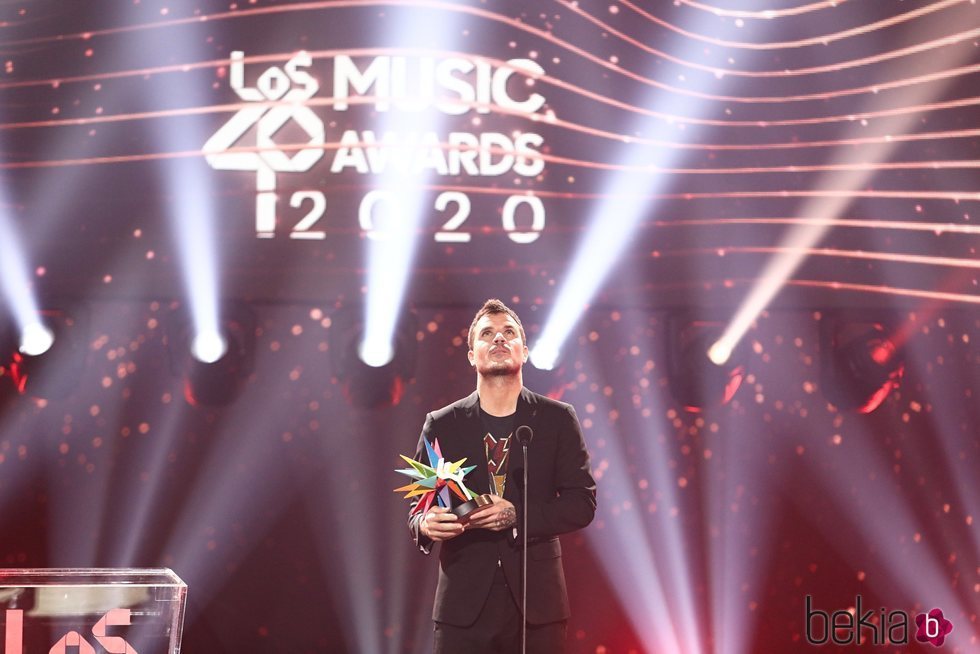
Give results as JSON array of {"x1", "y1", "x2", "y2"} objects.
[{"x1": 203, "y1": 51, "x2": 325, "y2": 239}]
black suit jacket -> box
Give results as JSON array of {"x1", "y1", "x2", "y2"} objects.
[{"x1": 408, "y1": 387, "x2": 597, "y2": 626}]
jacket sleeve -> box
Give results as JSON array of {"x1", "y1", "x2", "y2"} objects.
[
  {"x1": 407, "y1": 412, "x2": 435, "y2": 555},
  {"x1": 521, "y1": 404, "x2": 597, "y2": 539}
]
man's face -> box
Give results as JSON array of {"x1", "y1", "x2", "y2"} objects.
[{"x1": 468, "y1": 312, "x2": 528, "y2": 377}]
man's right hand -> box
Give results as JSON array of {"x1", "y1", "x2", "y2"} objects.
[{"x1": 420, "y1": 506, "x2": 464, "y2": 541}]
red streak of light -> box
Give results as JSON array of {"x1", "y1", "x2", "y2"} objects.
[
  {"x1": 4, "y1": 143, "x2": 980, "y2": 204},
  {"x1": 3, "y1": 96, "x2": 977, "y2": 153},
  {"x1": 686, "y1": 246, "x2": 980, "y2": 269},
  {"x1": 674, "y1": 0, "x2": 850, "y2": 18},
  {"x1": 888, "y1": 264, "x2": 979, "y2": 350},
  {"x1": 786, "y1": 279, "x2": 980, "y2": 304},
  {"x1": 0, "y1": 9, "x2": 976, "y2": 103},
  {"x1": 621, "y1": 0, "x2": 968, "y2": 50},
  {"x1": 6, "y1": 141, "x2": 980, "y2": 208},
  {"x1": 5, "y1": 131, "x2": 980, "y2": 205},
  {"x1": 857, "y1": 372, "x2": 902, "y2": 414},
  {"x1": 656, "y1": 218, "x2": 980, "y2": 235},
  {"x1": 0, "y1": 95, "x2": 390, "y2": 128},
  {"x1": 536, "y1": 156, "x2": 980, "y2": 176},
  {"x1": 596, "y1": 277, "x2": 980, "y2": 307}
]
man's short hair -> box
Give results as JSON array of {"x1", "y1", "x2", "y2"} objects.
[{"x1": 467, "y1": 298, "x2": 526, "y2": 350}]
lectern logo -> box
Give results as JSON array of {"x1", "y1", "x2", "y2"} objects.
[
  {"x1": 203, "y1": 51, "x2": 325, "y2": 238},
  {"x1": 4, "y1": 608, "x2": 137, "y2": 653}
]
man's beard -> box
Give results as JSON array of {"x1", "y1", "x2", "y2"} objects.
[{"x1": 478, "y1": 359, "x2": 521, "y2": 378}]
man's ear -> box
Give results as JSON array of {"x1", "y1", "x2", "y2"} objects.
[
  {"x1": 468, "y1": 349, "x2": 475, "y2": 366},
  {"x1": 522, "y1": 345, "x2": 529, "y2": 362}
]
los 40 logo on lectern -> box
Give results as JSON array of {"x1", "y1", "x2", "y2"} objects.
[{"x1": 4, "y1": 608, "x2": 137, "y2": 654}]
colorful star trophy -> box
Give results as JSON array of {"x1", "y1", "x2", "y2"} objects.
[{"x1": 395, "y1": 438, "x2": 493, "y2": 523}]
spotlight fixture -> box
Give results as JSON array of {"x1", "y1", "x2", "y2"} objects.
[
  {"x1": 167, "y1": 302, "x2": 256, "y2": 407},
  {"x1": 4, "y1": 307, "x2": 89, "y2": 400},
  {"x1": 667, "y1": 317, "x2": 745, "y2": 413},
  {"x1": 330, "y1": 306, "x2": 417, "y2": 409},
  {"x1": 820, "y1": 315, "x2": 904, "y2": 414}
]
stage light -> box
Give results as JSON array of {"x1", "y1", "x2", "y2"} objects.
[
  {"x1": 714, "y1": 50, "x2": 972, "y2": 364},
  {"x1": 533, "y1": 20, "x2": 734, "y2": 371},
  {"x1": 331, "y1": 307, "x2": 417, "y2": 409},
  {"x1": 358, "y1": 21, "x2": 463, "y2": 374},
  {"x1": 358, "y1": 335, "x2": 395, "y2": 369},
  {"x1": 360, "y1": 149, "x2": 436, "y2": 371},
  {"x1": 531, "y1": 169, "x2": 658, "y2": 372},
  {"x1": 173, "y1": 188, "x2": 222, "y2": 369},
  {"x1": 167, "y1": 303, "x2": 256, "y2": 407},
  {"x1": 528, "y1": 342, "x2": 560, "y2": 371},
  {"x1": 0, "y1": 208, "x2": 50, "y2": 355},
  {"x1": 19, "y1": 321, "x2": 55, "y2": 357},
  {"x1": 5, "y1": 308, "x2": 89, "y2": 400},
  {"x1": 149, "y1": 32, "x2": 224, "y2": 383},
  {"x1": 190, "y1": 330, "x2": 228, "y2": 364},
  {"x1": 820, "y1": 316, "x2": 904, "y2": 414},
  {"x1": 521, "y1": 320, "x2": 567, "y2": 395},
  {"x1": 667, "y1": 318, "x2": 745, "y2": 413}
]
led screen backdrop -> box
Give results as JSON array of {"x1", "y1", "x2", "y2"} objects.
[
  {"x1": 0, "y1": 1, "x2": 978, "y2": 653},
  {"x1": 3, "y1": 0, "x2": 978, "y2": 307}
]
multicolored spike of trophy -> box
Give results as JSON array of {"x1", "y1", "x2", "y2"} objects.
[{"x1": 395, "y1": 438, "x2": 493, "y2": 523}]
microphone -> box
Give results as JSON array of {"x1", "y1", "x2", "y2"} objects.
[{"x1": 515, "y1": 425, "x2": 533, "y2": 446}]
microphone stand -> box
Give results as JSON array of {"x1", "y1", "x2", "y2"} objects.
[{"x1": 515, "y1": 425, "x2": 533, "y2": 654}]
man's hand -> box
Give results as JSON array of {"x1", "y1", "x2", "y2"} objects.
[
  {"x1": 465, "y1": 495, "x2": 517, "y2": 532},
  {"x1": 420, "y1": 506, "x2": 465, "y2": 541}
]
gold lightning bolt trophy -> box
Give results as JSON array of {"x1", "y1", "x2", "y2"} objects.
[{"x1": 395, "y1": 438, "x2": 493, "y2": 523}]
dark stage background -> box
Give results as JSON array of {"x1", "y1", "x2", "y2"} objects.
[{"x1": 0, "y1": 1, "x2": 978, "y2": 652}]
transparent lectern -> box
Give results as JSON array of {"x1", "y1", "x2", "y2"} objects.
[{"x1": 0, "y1": 568, "x2": 186, "y2": 654}]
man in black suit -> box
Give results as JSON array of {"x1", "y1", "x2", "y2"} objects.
[{"x1": 408, "y1": 299, "x2": 596, "y2": 653}]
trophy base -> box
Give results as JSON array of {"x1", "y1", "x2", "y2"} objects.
[{"x1": 451, "y1": 494, "x2": 494, "y2": 523}]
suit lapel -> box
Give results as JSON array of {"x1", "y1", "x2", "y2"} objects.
[{"x1": 505, "y1": 387, "x2": 539, "y2": 503}]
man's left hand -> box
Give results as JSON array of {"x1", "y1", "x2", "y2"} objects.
[{"x1": 466, "y1": 495, "x2": 517, "y2": 532}]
